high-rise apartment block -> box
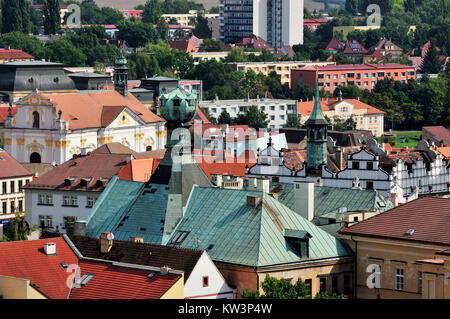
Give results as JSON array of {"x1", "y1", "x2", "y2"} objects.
[{"x1": 219, "y1": 0, "x2": 303, "y2": 48}]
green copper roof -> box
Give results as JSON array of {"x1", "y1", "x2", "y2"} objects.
[
  {"x1": 85, "y1": 176, "x2": 168, "y2": 244},
  {"x1": 159, "y1": 86, "x2": 197, "y2": 124},
  {"x1": 305, "y1": 82, "x2": 328, "y2": 125},
  {"x1": 273, "y1": 183, "x2": 394, "y2": 217},
  {"x1": 167, "y1": 187, "x2": 353, "y2": 267}
]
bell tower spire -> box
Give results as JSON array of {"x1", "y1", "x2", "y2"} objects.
[
  {"x1": 114, "y1": 51, "x2": 128, "y2": 96},
  {"x1": 305, "y1": 81, "x2": 328, "y2": 174}
]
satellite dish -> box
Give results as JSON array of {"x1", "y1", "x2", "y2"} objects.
[{"x1": 106, "y1": 233, "x2": 114, "y2": 241}]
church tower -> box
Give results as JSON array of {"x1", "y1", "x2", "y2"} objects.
[
  {"x1": 114, "y1": 52, "x2": 128, "y2": 96},
  {"x1": 305, "y1": 82, "x2": 328, "y2": 174}
]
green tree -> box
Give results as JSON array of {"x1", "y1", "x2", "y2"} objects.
[
  {"x1": 420, "y1": 42, "x2": 442, "y2": 74},
  {"x1": 242, "y1": 275, "x2": 310, "y2": 299},
  {"x1": 156, "y1": 16, "x2": 170, "y2": 41},
  {"x1": 333, "y1": 53, "x2": 353, "y2": 65},
  {"x1": 285, "y1": 115, "x2": 301, "y2": 128},
  {"x1": 43, "y1": 0, "x2": 61, "y2": 35},
  {"x1": 135, "y1": 52, "x2": 161, "y2": 79},
  {"x1": 225, "y1": 47, "x2": 249, "y2": 62},
  {"x1": 4, "y1": 213, "x2": 29, "y2": 242},
  {"x1": 217, "y1": 110, "x2": 232, "y2": 124},
  {"x1": 0, "y1": 32, "x2": 48, "y2": 59},
  {"x1": 192, "y1": 14, "x2": 212, "y2": 39},
  {"x1": 235, "y1": 105, "x2": 269, "y2": 129},
  {"x1": 1, "y1": 0, "x2": 30, "y2": 33},
  {"x1": 294, "y1": 82, "x2": 315, "y2": 101},
  {"x1": 315, "y1": 291, "x2": 348, "y2": 299},
  {"x1": 117, "y1": 20, "x2": 160, "y2": 48},
  {"x1": 45, "y1": 38, "x2": 87, "y2": 66},
  {"x1": 199, "y1": 38, "x2": 226, "y2": 52},
  {"x1": 142, "y1": 0, "x2": 163, "y2": 24}
]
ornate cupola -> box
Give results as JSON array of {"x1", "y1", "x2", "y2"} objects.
[
  {"x1": 305, "y1": 82, "x2": 328, "y2": 174},
  {"x1": 158, "y1": 81, "x2": 197, "y2": 148},
  {"x1": 114, "y1": 52, "x2": 128, "y2": 96}
]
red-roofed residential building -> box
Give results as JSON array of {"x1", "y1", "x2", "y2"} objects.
[
  {"x1": 0, "y1": 236, "x2": 184, "y2": 299},
  {"x1": 22, "y1": 143, "x2": 163, "y2": 234},
  {"x1": 2, "y1": 90, "x2": 166, "y2": 165},
  {"x1": 0, "y1": 49, "x2": 34, "y2": 63},
  {"x1": 363, "y1": 38, "x2": 403, "y2": 64},
  {"x1": 297, "y1": 96, "x2": 385, "y2": 136},
  {"x1": 422, "y1": 126, "x2": 450, "y2": 147},
  {"x1": 291, "y1": 63, "x2": 416, "y2": 93},
  {"x1": 342, "y1": 40, "x2": 368, "y2": 63},
  {"x1": 339, "y1": 196, "x2": 450, "y2": 299},
  {"x1": 235, "y1": 34, "x2": 274, "y2": 51},
  {"x1": 304, "y1": 18, "x2": 330, "y2": 31},
  {"x1": 169, "y1": 35, "x2": 202, "y2": 53},
  {"x1": 0, "y1": 149, "x2": 34, "y2": 227}
]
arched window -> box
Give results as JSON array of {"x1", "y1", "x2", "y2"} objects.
[
  {"x1": 30, "y1": 152, "x2": 41, "y2": 163},
  {"x1": 32, "y1": 111, "x2": 40, "y2": 128},
  {"x1": 146, "y1": 145, "x2": 152, "y2": 151}
]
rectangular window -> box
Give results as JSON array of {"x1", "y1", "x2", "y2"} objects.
[
  {"x1": 305, "y1": 279, "x2": 312, "y2": 297},
  {"x1": 331, "y1": 276, "x2": 339, "y2": 295},
  {"x1": 270, "y1": 105, "x2": 275, "y2": 111},
  {"x1": 270, "y1": 115, "x2": 275, "y2": 120},
  {"x1": 18, "y1": 200, "x2": 23, "y2": 212},
  {"x1": 318, "y1": 73, "x2": 324, "y2": 79},
  {"x1": 86, "y1": 197, "x2": 96, "y2": 208},
  {"x1": 347, "y1": 73, "x2": 354, "y2": 78},
  {"x1": 2, "y1": 201, "x2": 7, "y2": 214},
  {"x1": 202, "y1": 276, "x2": 209, "y2": 287},
  {"x1": 10, "y1": 201, "x2": 15, "y2": 213},
  {"x1": 18, "y1": 180, "x2": 23, "y2": 192},
  {"x1": 71, "y1": 196, "x2": 78, "y2": 206},
  {"x1": 367, "y1": 181, "x2": 374, "y2": 190},
  {"x1": 279, "y1": 105, "x2": 284, "y2": 111},
  {"x1": 377, "y1": 72, "x2": 385, "y2": 77},
  {"x1": 367, "y1": 162, "x2": 373, "y2": 170},
  {"x1": 352, "y1": 161, "x2": 360, "y2": 169},
  {"x1": 46, "y1": 195, "x2": 53, "y2": 205},
  {"x1": 172, "y1": 231, "x2": 190, "y2": 244},
  {"x1": 38, "y1": 194, "x2": 45, "y2": 205},
  {"x1": 319, "y1": 277, "x2": 327, "y2": 293},
  {"x1": 39, "y1": 215, "x2": 53, "y2": 228},
  {"x1": 395, "y1": 268, "x2": 404, "y2": 291},
  {"x1": 2, "y1": 182, "x2": 6, "y2": 194},
  {"x1": 10, "y1": 181, "x2": 15, "y2": 193},
  {"x1": 63, "y1": 195, "x2": 71, "y2": 206}
]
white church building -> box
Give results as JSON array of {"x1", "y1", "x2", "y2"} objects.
[{"x1": 1, "y1": 90, "x2": 166, "y2": 164}]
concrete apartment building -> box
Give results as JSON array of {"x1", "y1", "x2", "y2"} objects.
[
  {"x1": 339, "y1": 197, "x2": 450, "y2": 299},
  {"x1": 219, "y1": 0, "x2": 304, "y2": 47},
  {"x1": 229, "y1": 61, "x2": 335, "y2": 87},
  {"x1": 199, "y1": 96, "x2": 298, "y2": 129},
  {"x1": 291, "y1": 63, "x2": 417, "y2": 93}
]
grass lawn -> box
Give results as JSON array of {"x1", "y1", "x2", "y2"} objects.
[{"x1": 375, "y1": 131, "x2": 422, "y2": 148}]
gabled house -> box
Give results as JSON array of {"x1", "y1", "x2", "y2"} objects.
[
  {"x1": 342, "y1": 40, "x2": 368, "y2": 63},
  {"x1": 324, "y1": 37, "x2": 344, "y2": 54},
  {"x1": 364, "y1": 38, "x2": 403, "y2": 63},
  {"x1": 68, "y1": 234, "x2": 236, "y2": 299},
  {"x1": 0, "y1": 236, "x2": 184, "y2": 299}
]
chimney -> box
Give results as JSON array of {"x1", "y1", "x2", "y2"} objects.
[
  {"x1": 130, "y1": 236, "x2": 144, "y2": 243},
  {"x1": 44, "y1": 242, "x2": 56, "y2": 256},
  {"x1": 161, "y1": 265, "x2": 170, "y2": 275},
  {"x1": 247, "y1": 195, "x2": 261, "y2": 207},
  {"x1": 293, "y1": 181, "x2": 314, "y2": 221},
  {"x1": 211, "y1": 174, "x2": 223, "y2": 187},
  {"x1": 100, "y1": 232, "x2": 114, "y2": 254},
  {"x1": 256, "y1": 178, "x2": 270, "y2": 193},
  {"x1": 73, "y1": 220, "x2": 87, "y2": 236},
  {"x1": 335, "y1": 146, "x2": 344, "y2": 170},
  {"x1": 221, "y1": 124, "x2": 229, "y2": 135}
]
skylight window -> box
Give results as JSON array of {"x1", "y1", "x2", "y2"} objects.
[
  {"x1": 172, "y1": 231, "x2": 190, "y2": 244},
  {"x1": 76, "y1": 274, "x2": 95, "y2": 286}
]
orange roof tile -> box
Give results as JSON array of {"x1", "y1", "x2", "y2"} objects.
[
  {"x1": 117, "y1": 157, "x2": 162, "y2": 182},
  {"x1": 43, "y1": 91, "x2": 164, "y2": 130},
  {"x1": 298, "y1": 98, "x2": 385, "y2": 116}
]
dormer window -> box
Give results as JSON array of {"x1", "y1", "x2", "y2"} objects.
[{"x1": 284, "y1": 229, "x2": 311, "y2": 258}]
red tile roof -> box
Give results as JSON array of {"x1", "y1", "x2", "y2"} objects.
[
  {"x1": 24, "y1": 149, "x2": 130, "y2": 191},
  {"x1": 0, "y1": 150, "x2": 33, "y2": 179},
  {"x1": 40, "y1": 91, "x2": 163, "y2": 130},
  {"x1": 343, "y1": 40, "x2": 368, "y2": 55},
  {"x1": 195, "y1": 107, "x2": 210, "y2": 123},
  {"x1": 0, "y1": 237, "x2": 79, "y2": 299},
  {"x1": 0, "y1": 107, "x2": 17, "y2": 125},
  {"x1": 68, "y1": 259, "x2": 180, "y2": 299},
  {"x1": 0, "y1": 49, "x2": 34, "y2": 60},
  {"x1": 283, "y1": 149, "x2": 307, "y2": 171},
  {"x1": 423, "y1": 126, "x2": 450, "y2": 141},
  {"x1": 297, "y1": 63, "x2": 414, "y2": 72},
  {"x1": 194, "y1": 150, "x2": 257, "y2": 179},
  {"x1": 339, "y1": 196, "x2": 450, "y2": 246},
  {"x1": 117, "y1": 157, "x2": 162, "y2": 182},
  {"x1": 324, "y1": 37, "x2": 344, "y2": 51},
  {"x1": 298, "y1": 98, "x2": 385, "y2": 116}
]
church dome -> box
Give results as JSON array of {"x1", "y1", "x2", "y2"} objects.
[{"x1": 159, "y1": 86, "x2": 197, "y2": 124}]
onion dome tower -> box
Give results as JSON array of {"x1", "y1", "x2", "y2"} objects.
[
  {"x1": 114, "y1": 51, "x2": 128, "y2": 97},
  {"x1": 305, "y1": 80, "x2": 328, "y2": 175}
]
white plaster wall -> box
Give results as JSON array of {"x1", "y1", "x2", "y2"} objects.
[{"x1": 184, "y1": 252, "x2": 235, "y2": 299}]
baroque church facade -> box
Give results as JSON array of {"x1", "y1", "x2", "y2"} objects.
[{"x1": 1, "y1": 54, "x2": 166, "y2": 164}]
